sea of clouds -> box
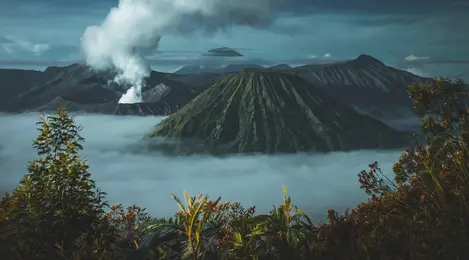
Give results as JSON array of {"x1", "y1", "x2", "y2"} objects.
[{"x1": 0, "y1": 113, "x2": 406, "y2": 221}]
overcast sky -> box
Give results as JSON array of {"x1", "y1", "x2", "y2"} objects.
[{"x1": 1, "y1": 0, "x2": 468, "y2": 79}]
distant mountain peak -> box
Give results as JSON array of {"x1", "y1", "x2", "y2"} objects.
[
  {"x1": 353, "y1": 54, "x2": 384, "y2": 65},
  {"x1": 201, "y1": 47, "x2": 243, "y2": 57}
]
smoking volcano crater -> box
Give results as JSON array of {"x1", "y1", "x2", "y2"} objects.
[{"x1": 113, "y1": 82, "x2": 175, "y2": 116}]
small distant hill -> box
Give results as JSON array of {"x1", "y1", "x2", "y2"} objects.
[
  {"x1": 201, "y1": 47, "x2": 243, "y2": 57},
  {"x1": 149, "y1": 70, "x2": 412, "y2": 155}
]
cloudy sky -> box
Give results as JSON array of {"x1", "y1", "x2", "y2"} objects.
[{"x1": 1, "y1": 0, "x2": 468, "y2": 79}]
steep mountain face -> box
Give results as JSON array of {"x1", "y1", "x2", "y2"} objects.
[
  {"x1": 149, "y1": 70, "x2": 412, "y2": 155},
  {"x1": 292, "y1": 54, "x2": 429, "y2": 121}
]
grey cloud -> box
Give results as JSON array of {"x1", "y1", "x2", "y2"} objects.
[
  {"x1": 394, "y1": 54, "x2": 469, "y2": 81},
  {"x1": 340, "y1": 14, "x2": 432, "y2": 26},
  {"x1": 400, "y1": 55, "x2": 469, "y2": 67},
  {"x1": 0, "y1": 41, "x2": 82, "y2": 63},
  {"x1": 7, "y1": 1, "x2": 467, "y2": 34},
  {"x1": 0, "y1": 36, "x2": 14, "y2": 44},
  {"x1": 0, "y1": 36, "x2": 50, "y2": 57},
  {"x1": 305, "y1": 0, "x2": 469, "y2": 14},
  {"x1": 9, "y1": 0, "x2": 469, "y2": 14},
  {"x1": 0, "y1": 113, "x2": 407, "y2": 218},
  {"x1": 0, "y1": 59, "x2": 74, "y2": 67}
]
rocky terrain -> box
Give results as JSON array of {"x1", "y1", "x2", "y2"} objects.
[{"x1": 148, "y1": 70, "x2": 413, "y2": 155}]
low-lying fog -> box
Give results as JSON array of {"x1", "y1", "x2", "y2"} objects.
[{"x1": 0, "y1": 113, "x2": 415, "y2": 222}]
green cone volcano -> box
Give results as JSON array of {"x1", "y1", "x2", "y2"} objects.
[{"x1": 149, "y1": 70, "x2": 412, "y2": 154}]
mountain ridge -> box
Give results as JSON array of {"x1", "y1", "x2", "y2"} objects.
[
  {"x1": 290, "y1": 55, "x2": 430, "y2": 121},
  {"x1": 0, "y1": 54, "x2": 429, "y2": 120},
  {"x1": 0, "y1": 64, "x2": 204, "y2": 115}
]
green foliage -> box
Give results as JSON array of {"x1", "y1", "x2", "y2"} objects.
[
  {"x1": 0, "y1": 108, "x2": 147, "y2": 259},
  {"x1": 0, "y1": 107, "x2": 108, "y2": 259},
  {"x1": 2, "y1": 78, "x2": 469, "y2": 259}
]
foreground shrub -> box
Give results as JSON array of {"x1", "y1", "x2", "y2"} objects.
[
  {"x1": 311, "y1": 78, "x2": 469, "y2": 259},
  {"x1": 0, "y1": 108, "x2": 150, "y2": 259},
  {"x1": 0, "y1": 108, "x2": 111, "y2": 259}
]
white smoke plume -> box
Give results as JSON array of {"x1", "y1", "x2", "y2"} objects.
[{"x1": 81, "y1": 0, "x2": 283, "y2": 103}]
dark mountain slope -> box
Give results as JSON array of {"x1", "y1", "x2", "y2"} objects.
[
  {"x1": 0, "y1": 65, "x2": 203, "y2": 115},
  {"x1": 149, "y1": 70, "x2": 412, "y2": 155},
  {"x1": 292, "y1": 54, "x2": 430, "y2": 120},
  {"x1": 3, "y1": 64, "x2": 120, "y2": 112},
  {"x1": 0, "y1": 69, "x2": 50, "y2": 111}
]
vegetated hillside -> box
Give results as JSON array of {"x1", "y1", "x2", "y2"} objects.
[
  {"x1": 149, "y1": 69, "x2": 413, "y2": 155},
  {"x1": 292, "y1": 54, "x2": 430, "y2": 121}
]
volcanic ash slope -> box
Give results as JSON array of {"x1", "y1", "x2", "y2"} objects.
[{"x1": 149, "y1": 70, "x2": 412, "y2": 155}]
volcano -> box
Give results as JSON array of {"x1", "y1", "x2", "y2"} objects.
[{"x1": 149, "y1": 69, "x2": 412, "y2": 155}]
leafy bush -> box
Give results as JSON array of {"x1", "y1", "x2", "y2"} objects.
[
  {"x1": 1, "y1": 78, "x2": 469, "y2": 260},
  {"x1": 0, "y1": 108, "x2": 147, "y2": 259}
]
